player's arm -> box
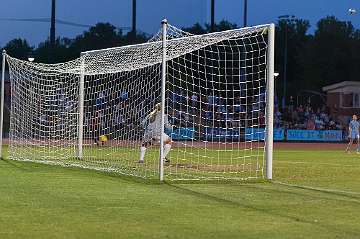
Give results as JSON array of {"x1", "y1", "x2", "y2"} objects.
[
  {"x1": 349, "y1": 124, "x2": 352, "y2": 137},
  {"x1": 141, "y1": 112, "x2": 152, "y2": 127},
  {"x1": 149, "y1": 110, "x2": 159, "y2": 123}
]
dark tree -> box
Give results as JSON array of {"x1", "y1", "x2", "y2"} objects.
[
  {"x1": 299, "y1": 16, "x2": 359, "y2": 93},
  {"x1": 183, "y1": 20, "x2": 237, "y2": 35},
  {"x1": 275, "y1": 18, "x2": 311, "y2": 105},
  {"x1": 3, "y1": 38, "x2": 33, "y2": 60},
  {"x1": 182, "y1": 23, "x2": 207, "y2": 35},
  {"x1": 69, "y1": 22, "x2": 124, "y2": 56},
  {"x1": 35, "y1": 37, "x2": 73, "y2": 63}
]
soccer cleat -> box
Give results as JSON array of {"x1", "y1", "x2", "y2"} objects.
[
  {"x1": 164, "y1": 158, "x2": 170, "y2": 163},
  {"x1": 138, "y1": 160, "x2": 145, "y2": 164}
]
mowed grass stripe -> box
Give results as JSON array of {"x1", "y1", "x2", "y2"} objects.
[{"x1": 0, "y1": 146, "x2": 359, "y2": 238}]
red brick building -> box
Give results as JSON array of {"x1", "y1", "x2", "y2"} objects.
[{"x1": 322, "y1": 81, "x2": 360, "y2": 123}]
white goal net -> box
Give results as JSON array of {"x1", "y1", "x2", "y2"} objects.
[{"x1": 4, "y1": 22, "x2": 274, "y2": 180}]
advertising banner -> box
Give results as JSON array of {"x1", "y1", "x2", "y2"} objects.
[
  {"x1": 170, "y1": 128, "x2": 195, "y2": 140},
  {"x1": 286, "y1": 130, "x2": 343, "y2": 142},
  {"x1": 245, "y1": 128, "x2": 284, "y2": 141}
]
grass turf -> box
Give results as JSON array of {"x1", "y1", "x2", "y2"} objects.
[{"x1": 0, "y1": 146, "x2": 359, "y2": 238}]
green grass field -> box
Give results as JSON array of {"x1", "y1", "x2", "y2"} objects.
[{"x1": 0, "y1": 145, "x2": 360, "y2": 239}]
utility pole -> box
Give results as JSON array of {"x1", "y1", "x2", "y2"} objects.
[
  {"x1": 132, "y1": 0, "x2": 137, "y2": 41},
  {"x1": 243, "y1": 0, "x2": 248, "y2": 27},
  {"x1": 278, "y1": 15, "x2": 295, "y2": 109},
  {"x1": 50, "y1": 0, "x2": 56, "y2": 62},
  {"x1": 211, "y1": 0, "x2": 215, "y2": 32}
]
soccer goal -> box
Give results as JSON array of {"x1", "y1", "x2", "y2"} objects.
[{"x1": 1, "y1": 20, "x2": 275, "y2": 181}]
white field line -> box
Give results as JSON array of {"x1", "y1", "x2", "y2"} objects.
[
  {"x1": 275, "y1": 160, "x2": 358, "y2": 167},
  {"x1": 274, "y1": 181, "x2": 360, "y2": 196},
  {"x1": 276, "y1": 150, "x2": 343, "y2": 153}
]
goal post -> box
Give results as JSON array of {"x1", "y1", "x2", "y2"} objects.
[
  {"x1": 159, "y1": 19, "x2": 168, "y2": 181},
  {"x1": 77, "y1": 55, "x2": 86, "y2": 159},
  {"x1": 0, "y1": 50, "x2": 6, "y2": 159},
  {"x1": 265, "y1": 23, "x2": 275, "y2": 180},
  {"x1": 4, "y1": 21, "x2": 274, "y2": 181}
]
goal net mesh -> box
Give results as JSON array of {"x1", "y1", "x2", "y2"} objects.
[{"x1": 6, "y1": 24, "x2": 270, "y2": 180}]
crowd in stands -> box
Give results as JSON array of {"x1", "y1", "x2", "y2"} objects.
[
  {"x1": 274, "y1": 96, "x2": 343, "y2": 131},
  {"x1": 168, "y1": 90, "x2": 266, "y2": 129},
  {"x1": 88, "y1": 90, "x2": 344, "y2": 133}
]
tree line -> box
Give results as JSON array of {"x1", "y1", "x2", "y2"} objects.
[{"x1": 1, "y1": 16, "x2": 360, "y2": 106}]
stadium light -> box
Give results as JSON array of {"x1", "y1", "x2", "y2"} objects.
[
  {"x1": 28, "y1": 52, "x2": 35, "y2": 62},
  {"x1": 349, "y1": 8, "x2": 357, "y2": 15}
]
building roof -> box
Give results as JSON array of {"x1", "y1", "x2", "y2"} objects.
[{"x1": 322, "y1": 81, "x2": 360, "y2": 93}]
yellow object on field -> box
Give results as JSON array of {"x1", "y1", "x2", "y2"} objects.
[{"x1": 99, "y1": 135, "x2": 108, "y2": 142}]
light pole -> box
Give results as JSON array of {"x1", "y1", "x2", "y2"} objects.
[
  {"x1": 50, "y1": 0, "x2": 56, "y2": 62},
  {"x1": 278, "y1": 15, "x2": 295, "y2": 109},
  {"x1": 243, "y1": 0, "x2": 248, "y2": 27},
  {"x1": 132, "y1": 0, "x2": 137, "y2": 40},
  {"x1": 211, "y1": 0, "x2": 215, "y2": 32}
]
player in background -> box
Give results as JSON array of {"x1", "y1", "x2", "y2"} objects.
[
  {"x1": 345, "y1": 114, "x2": 360, "y2": 153},
  {"x1": 139, "y1": 103, "x2": 173, "y2": 163}
]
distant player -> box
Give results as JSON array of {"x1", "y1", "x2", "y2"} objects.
[
  {"x1": 345, "y1": 114, "x2": 360, "y2": 153},
  {"x1": 99, "y1": 134, "x2": 108, "y2": 146},
  {"x1": 139, "y1": 103, "x2": 173, "y2": 163}
]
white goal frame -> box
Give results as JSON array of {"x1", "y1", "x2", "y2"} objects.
[{"x1": 0, "y1": 21, "x2": 275, "y2": 181}]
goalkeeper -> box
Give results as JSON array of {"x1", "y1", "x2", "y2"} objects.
[
  {"x1": 139, "y1": 103, "x2": 173, "y2": 163},
  {"x1": 345, "y1": 114, "x2": 360, "y2": 153}
]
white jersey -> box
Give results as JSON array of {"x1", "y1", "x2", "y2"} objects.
[{"x1": 142, "y1": 111, "x2": 172, "y2": 141}]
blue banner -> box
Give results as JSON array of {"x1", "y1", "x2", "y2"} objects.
[
  {"x1": 170, "y1": 128, "x2": 195, "y2": 140},
  {"x1": 286, "y1": 130, "x2": 343, "y2": 142},
  {"x1": 245, "y1": 128, "x2": 284, "y2": 141},
  {"x1": 203, "y1": 127, "x2": 284, "y2": 141},
  {"x1": 204, "y1": 128, "x2": 241, "y2": 140},
  {"x1": 170, "y1": 128, "x2": 342, "y2": 141}
]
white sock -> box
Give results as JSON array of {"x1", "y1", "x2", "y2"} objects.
[
  {"x1": 163, "y1": 144, "x2": 172, "y2": 158},
  {"x1": 140, "y1": 146, "x2": 146, "y2": 162}
]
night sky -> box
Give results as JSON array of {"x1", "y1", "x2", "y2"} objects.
[{"x1": 0, "y1": 0, "x2": 359, "y2": 46}]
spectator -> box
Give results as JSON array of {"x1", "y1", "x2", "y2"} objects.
[
  {"x1": 207, "y1": 93, "x2": 217, "y2": 105},
  {"x1": 171, "y1": 91, "x2": 179, "y2": 103},
  {"x1": 306, "y1": 117, "x2": 316, "y2": 130},
  {"x1": 274, "y1": 108, "x2": 282, "y2": 128},
  {"x1": 96, "y1": 92, "x2": 106, "y2": 110},
  {"x1": 191, "y1": 93, "x2": 198, "y2": 106},
  {"x1": 218, "y1": 104, "x2": 227, "y2": 114},
  {"x1": 289, "y1": 96, "x2": 294, "y2": 112},
  {"x1": 120, "y1": 91, "x2": 128, "y2": 101}
]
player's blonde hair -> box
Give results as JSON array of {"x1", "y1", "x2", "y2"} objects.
[{"x1": 154, "y1": 103, "x2": 161, "y2": 111}]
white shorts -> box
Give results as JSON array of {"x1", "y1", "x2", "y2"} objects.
[{"x1": 143, "y1": 131, "x2": 171, "y2": 143}]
